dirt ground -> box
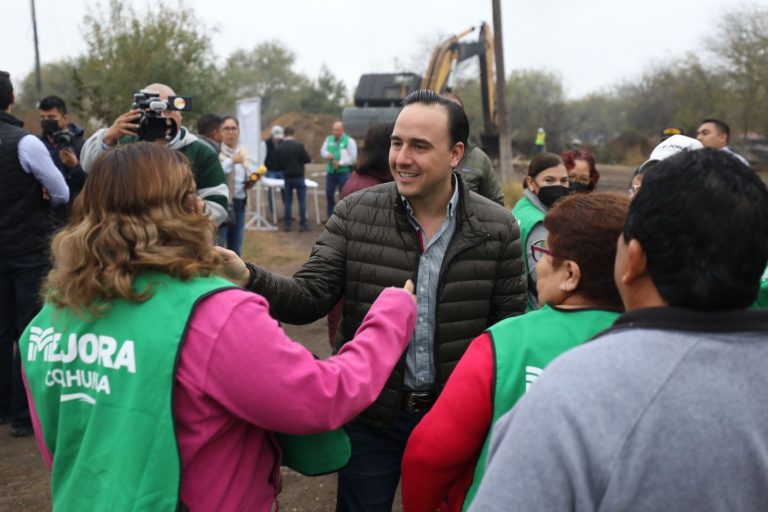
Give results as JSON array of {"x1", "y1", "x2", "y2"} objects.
[{"x1": 0, "y1": 162, "x2": 636, "y2": 512}]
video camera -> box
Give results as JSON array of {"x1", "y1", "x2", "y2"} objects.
[
  {"x1": 52, "y1": 129, "x2": 73, "y2": 146},
  {"x1": 41, "y1": 118, "x2": 74, "y2": 147},
  {"x1": 131, "y1": 91, "x2": 193, "y2": 141}
]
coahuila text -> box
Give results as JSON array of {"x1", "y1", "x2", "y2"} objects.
[{"x1": 28, "y1": 327, "x2": 137, "y2": 397}]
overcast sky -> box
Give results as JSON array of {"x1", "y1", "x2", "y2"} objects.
[{"x1": 3, "y1": 0, "x2": 763, "y2": 100}]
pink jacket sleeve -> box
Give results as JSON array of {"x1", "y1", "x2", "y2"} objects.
[{"x1": 200, "y1": 287, "x2": 416, "y2": 434}]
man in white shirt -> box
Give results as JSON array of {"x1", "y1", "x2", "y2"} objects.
[
  {"x1": 0, "y1": 71, "x2": 68, "y2": 437},
  {"x1": 320, "y1": 121, "x2": 358, "y2": 219},
  {"x1": 696, "y1": 118, "x2": 750, "y2": 167}
]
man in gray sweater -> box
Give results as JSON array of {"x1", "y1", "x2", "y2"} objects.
[{"x1": 469, "y1": 148, "x2": 768, "y2": 511}]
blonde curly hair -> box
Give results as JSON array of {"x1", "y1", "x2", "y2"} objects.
[{"x1": 45, "y1": 143, "x2": 221, "y2": 316}]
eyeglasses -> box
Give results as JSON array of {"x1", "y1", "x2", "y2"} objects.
[
  {"x1": 569, "y1": 176, "x2": 591, "y2": 186},
  {"x1": 628, "y1": 184, "x2": 641, "y2": 197},
  {"x1": 531, "y1": 240, "x2": 558, "y2": 262},
  {"x1": 221, "y1": 126, "x2": 238, "y2": 131}
]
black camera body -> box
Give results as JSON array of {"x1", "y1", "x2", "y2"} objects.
[
  {"x1": 52, "y1": 129, "x2": 73, "y2": 146},
  {"x1": 131, "y1": 92, "x2": 193, "y2": 141}
]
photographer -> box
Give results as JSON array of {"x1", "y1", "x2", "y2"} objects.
[
  {"x1": 38, "y1": 96, "x2": 86, "y2": 209},
  {"x1": 81, "y1": 83, "x2": 228, "y2": 226}
]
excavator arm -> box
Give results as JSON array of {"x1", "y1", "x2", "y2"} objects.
[
  {"x1": 342, "y1": 21, "x2": 498, "y2": 157},
  {"x1": 420, "y1": 23, "x2": 497, "y2": 145}
]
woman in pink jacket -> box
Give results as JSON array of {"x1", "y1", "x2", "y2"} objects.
[{"x1": 21, "y1": 143, "x2": 417, "y2": 511}]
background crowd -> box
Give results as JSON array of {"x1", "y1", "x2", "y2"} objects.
[{"x1": 2, "y1": 62, "x2": 768, "y2": 512}]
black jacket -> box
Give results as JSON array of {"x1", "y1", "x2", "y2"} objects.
[
  {"x1": 247, "y1": 174, "x2": 526, "y2": 428},
  {"x1": 0, "y1": 112, "x2": 55, "y2": 258},
  {"x1": 39, "y1": 122, "x2": 86, "y2": 203},
  {"x1": 275, "y1": 138, "x2": 311, "y2": 179}
]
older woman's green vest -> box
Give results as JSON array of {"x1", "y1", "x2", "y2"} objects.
[
  {"x1": 754, "y1": 265, "x2": 768, "y2": 308},
  {"x1": 462, "y1": 306, "x2": 620, "y2": 510}
]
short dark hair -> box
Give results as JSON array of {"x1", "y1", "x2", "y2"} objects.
[
  {"x1": 561, "y1": 149, "x2": 600, "y2": 191},
  {"x1": 358, "y1": 122, "x2": 395, "y2": 181},
  {"x1": 545, "y1": 192, "x2": 629, "y2": 309},
  {"x1": 524, "y1": 153, "x2": 562, "y2": 188},
  {"x1": 701, "y1": 118, "x2": 730, "y2": 142},
  {"x1": 625, "y1": 148, "x2": 768, "y2": 309},
  {"x1": 403, "y1": 89, "x2": 469, "y2": 147},
  {"x1": 0, "y1": 71, "x2": 13, "y2": 111},
  {"x1": 441, "y1": 91, "x2": 464, "y2": 109},
  {"x1": 196, "y1": 114, "x2": 222, "y2": 137},
  {"x1": 284, "y1": 127, "x2": 295, "y2": 137},
  {"x1": 38, "y1": 95, "x2": 67, "y2": 114}
]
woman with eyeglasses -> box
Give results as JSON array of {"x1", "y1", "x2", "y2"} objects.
[
  {"x1": 219, "y1": 116, "x2": 253, "y2": 256},
  {"x1": 19, "y1": 143, "x2": 417, "y2": 511},
  {"x1": 561, "y1": 149, "x2": 600, "y2": 193},
  {"x1": 402, "y1": 192, "x2": 628, "y2": 512},
  {"x1": 512, "y1": 153, "x2": 571, "y2": 311}
]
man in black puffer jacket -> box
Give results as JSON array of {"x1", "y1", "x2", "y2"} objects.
[{"x1": 223, "y1": 90, "x2": 525, "y2": 512}]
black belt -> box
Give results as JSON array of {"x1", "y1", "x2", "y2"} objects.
[{"x1": 401, "y1": 391, "x2": 435, "y2": 414}]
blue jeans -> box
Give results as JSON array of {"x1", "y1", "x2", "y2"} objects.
[
  {"x1": 283, "y1": 177, "x2": 307, "y2": 228},
  {"x1": 218, "y1": 198, "x2": 246, "y2": 256},
  {"x1": 266, "y1": 170, "x2": 285, "y2": 215},
  {"x1": 336, "y1": 408, "x2": 425, "y2": 512},
  {"x1": 326, "y1": 172, "x2": 349, "y2": 219},
  {"x1": 0, "y1": 253, "x2": 48, "y2": 428}
]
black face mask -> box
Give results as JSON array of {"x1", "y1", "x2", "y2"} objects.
[
  {"x1": 537, "y1": 185, "x2": 571, "y2": 208},
  {"x1": 569, "y1": 182, "x2": 590, "y2": 194},
  {"x1": 41, "y1": 119, "x2": 59, "y2": 137}
]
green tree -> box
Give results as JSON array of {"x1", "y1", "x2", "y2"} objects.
[
  {"x1": 295, "y1": 66, "x2": 347, "y2": 115},
  {"x1": 505, "y1": 70, "x2": 568, "y2": 153},
  {"x1": 221, "y1": 40, "x2": 303, "y2": 121},
  {"x1": 222, "y1": 42, "x2": 348, "y2": 121},
  {"x1": 74, "y1": 0, "x2": 224, "y2": 126},
  {"x1": 15, "y1": 60, "x2": 80, "y2": 113},
  {"x1": 566, "y1": 92, "x2": 625, "y2": 144},
  {"x1": 709, "y1": 5, "x2": 768, "y2": 137},
  {"x1": 616, "y1": 55, "x2": 727, "y2": 138}
]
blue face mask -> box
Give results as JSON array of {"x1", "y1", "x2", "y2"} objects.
[{"x1": 537, "y1": 185, "x2": 571, "y2": 208}]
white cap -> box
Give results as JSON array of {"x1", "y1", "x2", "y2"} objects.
[
  {"x1": 271, "y1": 125, "x2": 284, "y2": 139},
  {"x1": 639, "y1": 135, "x2": 704, "y2": 171}
]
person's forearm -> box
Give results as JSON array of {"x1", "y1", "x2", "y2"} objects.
[
  {"x1": 18, "y1": 136, "x2": 70, "y2": 205},
  {"x1": 80, "y1": 129, "x2": 109, "y2": 172}
]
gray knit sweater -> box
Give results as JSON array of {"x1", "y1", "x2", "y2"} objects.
[{"x1": 469, "y1": 306, "x2": 768, "y2": 512}]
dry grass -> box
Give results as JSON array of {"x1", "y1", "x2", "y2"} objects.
[
  {"x1": 503, "y1": 181, "x2": 525, "y2": 209},
  {"x1": 241, "y1": 231, "x2": 312, "y2": 272}
]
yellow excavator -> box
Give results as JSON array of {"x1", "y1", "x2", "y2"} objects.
[{"x1": 341, "y1": 22, "x2": 499, "y2": 155}]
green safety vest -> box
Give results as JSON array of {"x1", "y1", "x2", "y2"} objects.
[
  {"x1": 325, "y1": 134, "x2": 352, "y2": 174},
  {"x1": 534, "y1": 131, "x2": 546, "y2": 146},
  {"x1": 20, "y1": 272, "x2": 234, "y2": 511},
  {"x1": 511, "y1": 195, "x2": 546, "y2": 311},
  {"x1": 462, "y1": 305, "x2": 620, "y2": 510},
  {"x1": 754, "y1": 264, "x2": 768, "y2": 308}
]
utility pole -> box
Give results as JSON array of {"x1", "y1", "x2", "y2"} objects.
[
  {"x1": 30, "y1": 0, "x2": 42, "y2": 101},
  {"x1": 492, "y1": 0, "x2": 513, "y2": 186}
]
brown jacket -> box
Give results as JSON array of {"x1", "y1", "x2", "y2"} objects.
[{"x1": 246, "y1": 174, "x2": 526, "y2": 428}]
